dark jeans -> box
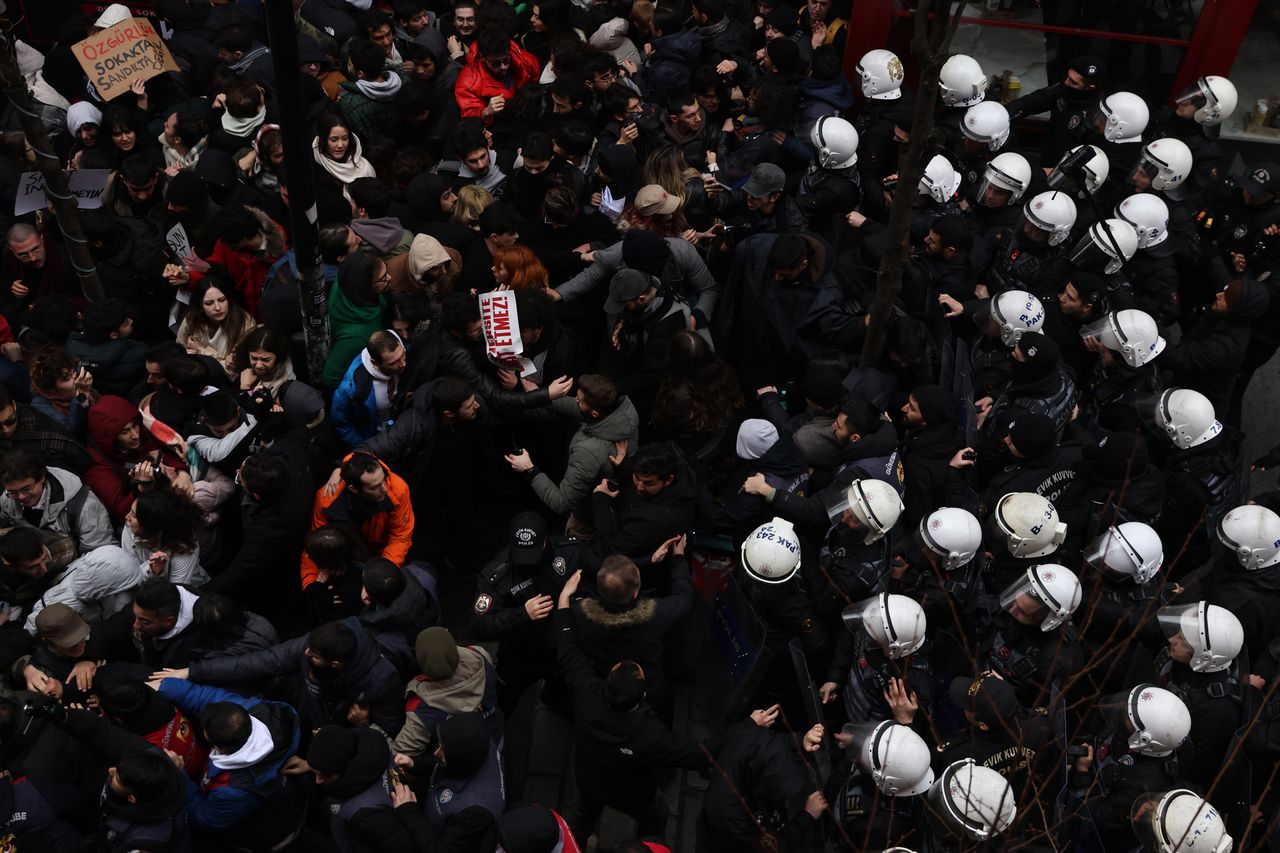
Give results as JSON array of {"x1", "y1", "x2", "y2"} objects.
[{"x1": 568, "y1": 786, "x2": 669, "y2": 845}]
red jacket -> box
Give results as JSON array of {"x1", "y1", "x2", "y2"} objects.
[
  {"x1": 187, "y1": 207, "x2": 286, "y2": 320},
  {"x1": 454, "y1": 40, "x2": 541, "y2": 122},
  {"x1": 84, "y1": 395, "x2": 188, "y2": 523}
]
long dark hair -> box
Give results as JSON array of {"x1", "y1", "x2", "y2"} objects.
[
  {"x1": 134, "y1": 489, "x2": 205, "y2": 555},
  {"x1": 654, "y1": 330, "x2": 743, "y2": 432},
  {"x1": 231, "y1": 326, "x2": 293, "y2": 379}
]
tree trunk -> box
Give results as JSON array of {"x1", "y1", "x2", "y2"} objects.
[
  {"x1": 859, "y1": 0, "x2": 966, "y2": 367},
  {"x1": 0, "y1": 21, "x2": 105, "y2": 302}
]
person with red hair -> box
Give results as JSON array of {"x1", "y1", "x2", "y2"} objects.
[{"x1": 491, "y1": 245, "x2": 550, "y2": 292}]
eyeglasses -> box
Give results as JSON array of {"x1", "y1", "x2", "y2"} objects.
[
  {"x1": 0, "y1": 415, "x2": 17, "y2": 428},
  {"x1": 5, "y1": 482, "x2": 37, "y2": 498}
]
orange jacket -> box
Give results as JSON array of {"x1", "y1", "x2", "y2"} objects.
[
  {"x1": 300, "y1": 454, "x2": 414, "y2": 588},
  {"x1": 454, "y1": 40, "x2": 541, "y2": 122}
]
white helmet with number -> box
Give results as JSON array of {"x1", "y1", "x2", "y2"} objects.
[
  {"x1": 857, "y1": 49, "x2": 905, "y2": 100},
  {"x1": 1152, "y1": 388, "x2": 1221, "y2": 449},
  {"x1": 1050, "y1": 144, "x2": 1110, "y2": 197},
  {"x1": 999, "y1": 564, "x2": 1081, "y2": 631},
  {"x1": 1132, "y1": 789, "x2": 1233, "y2": 853},
  {"x1": 1175, "y1": 75, "x2": 1238, "y2": 127},
  {"x1": 739, "y1": 518, "x2": 801, "y2": 585},
  {"x1": 1218, "y1": 504, "x2": 1280, "y2": 570},
  {"x1": 1102, "y1": 684, "x2": 1190, "y2": 757},
  {"x1": 1085, "y1": 522, "x2": 1164, "y2": 585},
  {"x1": 989, "y1": 492, "x2": 1066, "y2": 559},
  {"x1": 1132, "y1": 138, "x2": 1193, "y2": 192},
  {"x1": 844, "y1": 720, "x2": 935, "y2": 796},
  {"x1": 828, "y1": 478, "x2": 904, "y2": 544},
  {"x1": 1081, "y1": 309, "x2": 1165, "y2": 367},
  {"x1": 810, "y1": 116, "x2": 859, "y2": 170},
  {"x1": 925, "y1": 760, "x2": 1017, "y2": 841},
  {"x1": 919, "y1": 507, "x2": 982, "y2": 569},
  {"x1": 987, "y1": 289, "x2": 1044, "y2": 346},
  {"x1": 977, "y1": 152, "x2": 1031, "y2": 206},
  {"x1": 939, "y1": 54, "x2": 987, "y2": 107},
  {"x1": 1098, "y1": 91, "x2": 1150, "y2": 143},
  {"x1": 1157, "y1": 602, "x2": 1244, "y2": 673},
  {"x1": 961, "y1": 101, "x2": 1010, "y2": 151},
  {"x1": 842, "y1": 593, "x2": 927, "y2": 659},
  {"x1": 1022, "y1": 191, "x2": 1078, "y2": 246},
  {"x1": 1117, "y1": 194, "x2": 1170, "y2": 249},
  {"x1": 919, "y1": 154, "x2": 961, "y2": 203},
  {"x1": 1068, "y1": 219, "x2": 1139, "y2": 274}
]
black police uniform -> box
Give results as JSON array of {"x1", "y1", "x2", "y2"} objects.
[
  {"x1": 983, "y1": 227, "x2": 1074, "y2": 299},
  {"x1": 969, "y1": 598, "x2": 1084, "y2": 708},
  {"x1": 1194, "y1": 173, "x2": 1280, "y2": 278},
  {"x1": 1157, "y1": 652, "x2": 1246, "y2": 789},
  {"x1": 829, "y1": 768, "x2": 923, "y2": 850},
  {"x1": 1068, "y1": 730, "x2": 1182, "y2": 852},
  {"x1": 471, "y1": 535, "x2": 599, "y2": 712},
  {"x1": 1007, "y1": 81, "x2": 1104, "y2": 163},
  {"x1": 826, "y1": 630, "x2": 934, "y2": 729},
  {"x1": 934, "y1": 710, "x2": 1053, "y2": 807}
]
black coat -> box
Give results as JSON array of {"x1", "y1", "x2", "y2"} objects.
[
  {"x1": 591, "y1": 451, "x2": 697, "y2": 561},
  {"x1": 555, "y1": 608, "x2": 708, "y2": 804}
]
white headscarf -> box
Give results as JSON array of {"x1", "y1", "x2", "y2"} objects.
[{"x1": 312, "y1": 132, "x2": 376, "y2": 185}]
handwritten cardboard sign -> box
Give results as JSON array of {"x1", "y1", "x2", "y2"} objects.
[
  {"x1": 165, "y1": 223, "x2": 192, "y2": 261},
  {"x1": 14, "y1": 170, "x2": 109, "y2": 216},
  {"x1": 71, "y1": 17, "x2": 179, "y2": 101}
]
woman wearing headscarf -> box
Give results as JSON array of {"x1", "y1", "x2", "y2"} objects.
[{"x1": 322, "y1": 252, "x2": 391, "y2": 389}]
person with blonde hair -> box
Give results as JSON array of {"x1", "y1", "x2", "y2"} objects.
[{"x1": 453, "y1": 184, "x2": 494, "y2": 229}]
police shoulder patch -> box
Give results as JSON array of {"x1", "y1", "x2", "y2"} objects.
[
  {"x1": 474, "y1": 594, "x2": 493, "y2": 614},
  {"x1": 552, "y1": 556, "x2": 567, "y2": 576}
]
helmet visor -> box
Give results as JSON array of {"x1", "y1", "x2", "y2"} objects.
[
  {"x1": 998, "y1": 570, "x2": 1064, "y2": 631},
  {"x1": 1174, "y1": 79, "x2": 1211, "y2": 110},
  {"x1": 1068, "y1": 234, "x2": 1122, "y2": 274},
  {"x1": 1128, "y1": 154, "x2": 1161, "y2": 187},
  {"x1": 1097, "y1": 685, "x2": 1143, "y2": 745},
  {"x1": 1130, "y1": 791, "x2": 1170, "y2": 853},
  {"x1": 1084, "y1": 526, "x2": 1154, "y2": 584},
  {"x1": 976, "y1": 166, "x2": 1023, "y2": 207},
  {"x1": 842, "y1": 721, "x2": 889, "y2": 772}
]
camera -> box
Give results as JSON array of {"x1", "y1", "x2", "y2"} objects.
[
  {"x1": 78, "y1": 360, "x2": 101, "y2": 374},
  {"x1": 1046, "y1": 145, "x2": 1095, "y2": 194}
]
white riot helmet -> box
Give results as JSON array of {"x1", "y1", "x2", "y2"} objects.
[
  {"x1": 925, "y1": 760, "x2": 1017, "y2": 842},
  {"x1": 1131, "y1": 138, "x2": 1193, "y2": 192},
  {"x1": 1175, "y1": 75, "x2": 1238, "y2": 127},
  {"x1": 827, "y1": 478, "x2": 904, "y2": 544},
  {"x1": 1150, "y1": 388, "x2": 1221, "y2": 449},
  {"x1": 1022, "y1": 191, "x2": 1078, "y2": 246},
  {"x1": 1098, "y1": 91, "x2": 1150, "y2": 143},
  {"x1": 1218, "y1": 504, "x2": 1280, "y2": 570},
  {"x1": 1117, "y1": 194, "x2": 1170, "y2": 249},
  {"x1": 810, "y1": 116, "x2": 859, "y2": 170},
  {"x1": 919, "y1": 154, "x2": 961, "y2": 204},
  {"x1": 1157, "y1": 602, "x2": 1244, "y2": 673},
  {"x1": 843, "y1": 721, "x2": 935, "y2": 796},
  {"x1": 939, "y1": 54, "x2": 987, "y2": 107},
  {"x1": 961, "y1": 101, "x2": 1010, "y2": 152},
  {"x1": 988, "y1": 492, "x2": 1066, "y2": 559},
  {"x1": 976, "y1": 152, "x2": 1031, "y2": 206},
  {"x1": 983, "y1": 289, "x2": 1044, "y2": 346},
  {"x1": 1049, "y1": 144, "x2": 1110, "y2": 197},
  {"x1": 1080, "y1": 309, "x2": 1166, "y2": 367},
  {"x1": 1067, "y1": 219, "x2": 1138, "y2": 274},
  {"x1": 918, "y1": 507, "x2": 982, "y2": 569},
  {"x1": 857, "y1": 49, "x2": 904, "y2": 100},
  {"x1": 842, "y1": 593, "x2": 927, "y2": 659},
  {"x1": 739, "y1": 518, "x2": 801, "y2": 585},
  {"x1": 1101, "y1": 684, "x2": 1190, "y2": 757},
  {"x1": 999, "y1": 564, "x2": 1081, "y2": 631},
  {"x1": 1085, "y1": 522, "x2": 1164, "y2": 585},
  {"x1": 1132, "y1": 790, "x2": 1233, "y2": 853}
]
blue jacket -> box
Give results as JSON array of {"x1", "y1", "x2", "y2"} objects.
[
  {"x1": 330, "y1": 354, "x2": 382, "y2": 450},
  {"x1": 158, "y1": 680, "x2": 301, "y2": 834}
]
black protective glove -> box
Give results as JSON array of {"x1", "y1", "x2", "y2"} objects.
[{"x1": 1253, "y1": 445, "x2": 1280, "y2": 471}]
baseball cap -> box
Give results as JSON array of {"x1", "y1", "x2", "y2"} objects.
[
  {"x1": 35, "y1": 603, "x2": 90, "y2": 648},
  {"x1": 1068, "y1": 54, "x2": 1106, "y2": 85},
  {"x1": 604, "y1": 268, "x2": 655, "y2": 314},
  {"x1": 743, "y1": 163, "x2": 786, "y2": 198},
  {"x1": 1241, "y1": 162, "x2": 1280, "y2": 197},
  {"x1": 949, "y1": 675, "x2": 1019, "y2": 730},
  {"x1": 634, "y1": 184, "x2": 681, "y2": 217},
  {"x1": 509, "y1": 511, "x2": 548, "y2": 566}
]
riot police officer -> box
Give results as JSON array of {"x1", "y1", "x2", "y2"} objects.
[
  {"x1": 1147, "y1": 74, "x2": 1239, "y2": 197},
  {"x1": 1079, "y1": 522, "x2": 1167, "y2": 653},
  {"x1": 1079, "y1": 307, "x2": 1166, "y2": 432},
  {"x1": 968, "y1": 153, "x2": 1035, "y2": 272},
  {"x1": 953, "y1": 101, "x2": 1012, "y2": 199},
  {"x1": 891, "y1": 506, "x2": 984, "y2": 630},
  {"x1": 801, "y1": 478, "x2": 904, "y2": 620},
  {"x1": 854, "y1": 49, "x2": 916, "y2": 182},
  {"x1": 937, "y1": 288, "x2": 1045, "y2": 399},
  {"x1": 936, "y1": 53, "x2": 989, "y2": 152},
  {"x1": 1194, "y1": 161, "x2": 1280, "y2": 276},
  {"x1": 798, "y1": 116, "x2": 863, "y2": 238},
  {"x1": 921, "y1": 759, "x2": 1018, "y2": 850},
  {"x1": 982, "y1": 491, "x2": 1068, "y2": 588},
  {"x1": 1155, "y1": 602, "x2": 1247, "y2": 789},
  {"x1": 1209, "y1": 504, "x2": 1280, "y2": 663},
  {"x1": 471, "y1": 511, "x2": 599, "y2": 713},
  {"x1": 983, "y1": 191, "x2": 1077, "y2": 299},
  {"x1": 966, "y1": 563, "x2": 1083, "y2": 707},
  {"x1": 821, "y1": 593, "x2": 933, "y2": 729},
  {"x1": 1069, "y1": 684, "x2": 1191, "y2": 849},
  {"x1": 830, "y1": 720, "x2": 934, "y2": 849},
  {"x1": 1116, "y1": 194, "x2": 1183, "y2": 327},
  {"x1": 1131, "y1": 789, "x2": 1234, "y2": 853}
]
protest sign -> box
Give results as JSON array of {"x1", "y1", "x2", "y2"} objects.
[
  {"x1": 14, "y1": 170, "x2": 109, "y2": 216},
  {"x1": 71, "y1": 17, "x2": 179, "y2": 101},
  {"x1": 478, "y1": 291, "x2": 534, "y2": 375},
  {"x1": 166, "y1": 223, "x2": 192, "y2": 261}
]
